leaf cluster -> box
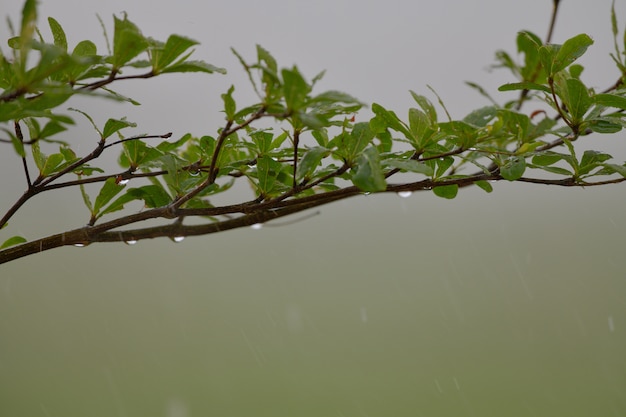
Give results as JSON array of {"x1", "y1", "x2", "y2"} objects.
[{"x1": 1, "y1": 0, "x2": 625, "y2": 262}]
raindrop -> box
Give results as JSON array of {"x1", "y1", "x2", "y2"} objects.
[
  {"x1": 608, "y1": 315, "x2": 615, "y2": 333},
  {"x1": 173, "y1": 236, "x2": 185, "y2": 243},
  {"x1": 118, "y1": 179, "x2": 130, "y2": 185},
  {"x1": 189, "y1": 170, "x2": 201, "y2": 177},
  {"x1": 362, "y1": 192, "x2": 371, "y2": 196},
  {"x1": 125, "y1": 240, "x2": 138, "y2": 245},
  {"x1": 397, "y1": 191, "x2": 413, "y2": 198},
  {"x1": 251, "y1": 223, "x2": 263, "y2": 230},
  {"x1": 360, "y1": 307, "x2": 368, "y2": 323},
  {"x1": 73, "y1": 242, "x2": 88, "y2": 247}
]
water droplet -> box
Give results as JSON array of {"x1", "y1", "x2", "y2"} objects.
[
  {"x1": 73, "y1": 242, "x2": 88, "y2": 247},
  {"x1": 363, "y1": 192, "x2": 371, "y2": 196},
  {"x1": 173, "y1": 236, "x2": 185, "y2": 243},
  {"x1": 251, "y1": 223, "x2": 263, "y2": 230},
  {"x1": 189, "y1": 170, "x2": 201, "y2": 177},
  {"x1": 118, "y1": 179, "x2": 130, "y2": 185},
  {"x1": 125, "y1": 240, "x2": 137, "y2": 245},
  {"x1": 397, "y1": 191, "x2": 413, "y2": 198}
]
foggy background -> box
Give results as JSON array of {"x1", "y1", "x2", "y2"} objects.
[{"x1": 1, "y1": 0, "x2": 625, "y2": 416}]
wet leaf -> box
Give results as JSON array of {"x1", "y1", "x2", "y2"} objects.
[
  {"x1": 433, "y1": 184, "x2": 458, "y2": 199},
  {"x1": 500, "y1": 156, "x2": 526, "y2": 180},
  {"x1": 0, "y1": 236, "x2": 27, "y2": 249},
  {"x1": 351, "y1": 146, "x2": 386, "y2": 192}
]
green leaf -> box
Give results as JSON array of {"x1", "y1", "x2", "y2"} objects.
[
  {"x1": 517, "y1": 31, "x2": 543, "y2": 81},
  {"x1": 563, "y1": 78, "x2": 591, "y2": 123},
  {"x1": 309, "y1": 90, "x2": 361, "y2": 105},
  {"x1": 578, "y1": 150, "x2": 612, "y2": 176},
  {"x1": 383, "y1": 159, "x2": 434, "y2": 176},
  {"x1": 532, "y1": 153, "x2": 563, "y2": 166},
  {"x1": 433, "y1": 184, "x2": 458, "y2": 199},
  {"x1": 435, "y1": 156, "x2": 454, "y2": 178},
  {"x1": 31, "y1": 141, "x2": 46, "y2": 173},
  {"x1": 104, "y1": 184, "x2": 173, "y2": 215},
  {"x1": 371, "y1": 103, "x2": 411, "y2": 138},
  {"x1": 112, "y1": 14, "x2": 149, "y2": 69},
  {"x1": 409, "y1": 91, "x2": 437, "y2": 122},
  {"x1": 500, "y1": 156, "x2": 526, "y2": 180},
  {"x1": 151, "y1": 34, "x2": 198, "y2": 72},
  {"x1": 601, "y1": 163, "x2": 626, "y2": 177},
  {"x1": 93, "y1": 177, "x2": 126, "y2": 216},
  {"x1": 282, "y1": 67, "x2": 310, "y2": 111},
  {"x1": 408, "y1": 108, "x2": 429, "y2": 147},
  {"x1": 1, "y1": 236, "x2": 28, "y2": 249},
  {"x1": 475, "y1": 180, "x2": 493, "y2": 193},
  {"x1": 256, "y1": 155, "x2": 282, "y2": 195},
  {"x1": 47, "y1": 17, "x2": 67, "y2": 51},
  {"x1": 339, "y1": 122, "x2": 375, "y2": 161},
  {"x1": 222, "y1": 85, "x2": 236, "y2": 121},
  {"x1": 498, "y1": 82, "x2": 551, "y2": 93},
  {"x1": 585, "y1": 118, "x2": 623, "y2": 134},
  {"x1": 72, "y1": 39, "x2": 97, "y2": 57},
  {"x1": 9, "y1": 132, "x2": 25, "y2": 157},
  {"x1": 538, "y1": 44, "x2": 558, "y2": 76},
  {"x1": 159, "y1": 60, "x2": 226, "y2": 75},
  {"x1": 102, "y1": 117, "x2": 136, "y2": 139},
  {"x1": 41, "y1": 153, "x2": 64, "y2": 176},
  {"x1": 19, "y1": 0, "x2": 37, "y2": 57},
  {"x1": 296, "y1": 146, "x2": 329, "y2": 181},
  {"x1": 79, "y1": 182, "x2": 94, "y2": 214},
  {"x1": 552, "y1": 34, "x2": 594, "y2": 74},
  {"x1": 463, "y1": 106, "x2": 497, "y2": 127},
  {"x1": 351, "y1": 146, "x2": 386, "y2": 192},
  {"x1": 593, "y1": 93, "x2": 626, "y2": 110}
]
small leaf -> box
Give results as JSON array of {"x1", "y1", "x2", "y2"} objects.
[
  {"x1": 309, "y1": 90, "x2": 361, "y2": 105},
  {"x1": 585, "y1": 119, "x2": 623, "y2": 133},
  {"x1": 102, "y1": 184, "x2": 171, "y2": 215},
  {"x1": 563, "y1": 78, "x2": 591, "y2": 123},
  {"x1": 256, "y1": 155, "x2": 282, "y2": 195},
  {"x1": 151, "y1": 34, "x2": 198, "y2": 72},
  {"x1": 433, "y1": 184, "x2": 458, "y2": 199},
  {"x1": 222, "y1": 85, "x2": 236, "y2": 121},
  {"x1": 578, "y1": 150, "x2": 612, "y2": 176},
  {"x1": 31, "y1": 141, "x2": 46, "y2": 173},
  {"x1": 409, "y1": 91, "x2": 437, "y2": 122},
  {"x1": 47, "y1": 17, "x2": 67, "y2": 51},
  {"x1": 112, "y1": 14, "x2": 149, "y2": 69},
  {"x1": 371, "y1": 103, "x2": 411, "y2": 138},
  {"x1": 498, "y1": 82, "x2": 551, "y2": 93},
  {"x1": 102, "y1": 117, "x2": 136, "y2": 139},
  {"x1": 593, "y1": 93, "x2": 626, "y2": 110},
  {"x1": 475, "y1": 180, "x2": 493, "y2": 193},
  {"x1": 79, "y1": 183, "x2": 94, "y2": 214},
  {"x1": 1, "y1": 236, "x2": 28, "y2": 249},
  {"x1": 601, "y1": 163, "x2": 626, "y2": 177},
  {"x1": 93, "y1": 177, "x2": 126, "y2": 216},
  {"x1": 346, "y1": 122, "x2": 375, "y2": 158},
  {"x1": 532, "y1": 153, "x2": 563, "y2": 166},
  {"x1": 552, "y1": 34, "x2": 594, "y2": 74},
  {"x1": 500, "y1": 156, "x2": 526, "y2": 180},
  {"x1": 351, "y1": 146, "x2": 386, "y2": 192},
  {"x1": 282, "y1": 67, "x2": 310, "y2": 111},
  {"x1": 159, "y1": 60, "x2": 226, "y2": 74},
  {"x1": 296, "y1": 147, "x2": 329, "y2": 181},
  {"x1": 41, "y1": 153, "x2": 65, "y2": 176},
  {"x1": 383, "y1": 159, "x2": 433, "y2": 176}
]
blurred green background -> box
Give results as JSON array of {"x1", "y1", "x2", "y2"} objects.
[{"x1": 1, "y1": 0, "x2": 625, "y2": 416}]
